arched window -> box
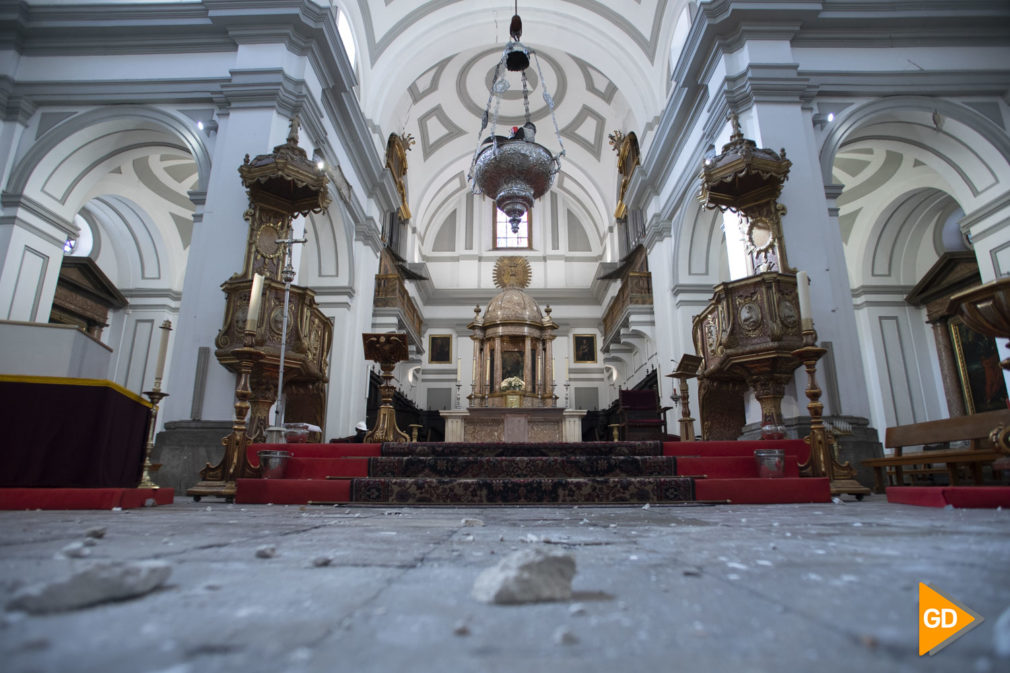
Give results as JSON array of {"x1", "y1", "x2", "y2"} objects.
[
  {"x1": 493, "y1": 207, "x2": 530, "y2": 249},
  {"x1": 336, "y1": 8, "x2": 357, "y2": 68}
]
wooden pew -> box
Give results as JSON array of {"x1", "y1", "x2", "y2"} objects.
[{"x1": 863, "y1": 408, "x2": 1010, "y2": 493}]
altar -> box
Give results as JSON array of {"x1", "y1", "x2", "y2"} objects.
[{"x1": 441, "y1": 407, "x2": 586, "y2": 443}]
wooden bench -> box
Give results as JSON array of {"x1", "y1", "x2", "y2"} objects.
[{"x1": 863, "y1": 409, "x2": 1010, "y2": 493}]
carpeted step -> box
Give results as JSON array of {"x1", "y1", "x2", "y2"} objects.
[
  {"x1": 379, "y1": 441, "x2": 663, "y2": 457},
  {"x1": 283, "y1": 457, "x2": 370, "y2": 479},
  {"x1": 663, "y1": 440, "x2": 811, "y2": 463},
  {"x1": 364, "y1": 455, "x2": 678, "y2": 478},
  {"x1": 349, "y1": 476, "x2": 695, "y2": 505},
  {"x1": 236, "y1": 478, "x2": 350, "y2": 505},
  {"x1": 694, "y1": 477, "x2": 830, "y2": 504},
  {"x1": 886, "y1": 486, "x2": 1010, "y2": 508},
  {"x1": 676, "y1": 455, "x2": 800, "y2": 479},
  {"x1": 0, "y1": 487, "x2": 174, "y2": 510},
  {"x1": 247, "y1": 443, "x2": 382, "y2": 463}
]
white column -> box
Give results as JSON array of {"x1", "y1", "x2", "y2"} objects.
[
  {"x1": 162, "y1": 108, "x2": 285, "y2": 425},
  {"x1": 746, "y1": 102, "x2": 872, "y2": 420}
]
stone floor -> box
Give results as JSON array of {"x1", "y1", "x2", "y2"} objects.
[{"x1": 0, "y1": 496, "x2": 1007, "y2": 673}]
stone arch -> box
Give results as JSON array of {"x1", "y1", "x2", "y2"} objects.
[
  {"x1": 7, "y1": 105, "x2": 212, "y2": 212},
  {"x1": 819, "y1": 97, "x2": 1010, "y2": 211},
  {"x1": 819, "y1": 96, "x2": 1010, "y2": 429}
]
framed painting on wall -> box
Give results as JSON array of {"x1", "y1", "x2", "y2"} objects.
[
  {"x1": 573, "y1": 334, "x2": 597, "y2": 364},
  {"x1": 949, "y1": 316, "x2": 1009, "y2": 414},
  {"x1": 428, "y1": 334, "x2": 452, "y2": 364}
]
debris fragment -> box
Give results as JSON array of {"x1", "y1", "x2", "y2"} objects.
[
  {"x1": 60, "y1": 542, "x2": 90, "y2": 559},
  {"x1": 82, "y1": 538, "x2": 98, "y2": 548},
  {"x1": 255, "y1": 545, "x2": 276, "y2": 559},
  {"x1": 7, "y1": 561, "x2": 172, "y2": 614},
  {"x1": 641, "y1": 503, "x2": 650, "y2": 510},
  {"x1": 85, "y1": 527, "x2": 107, "y2": 539},
  {"x1": 312, "y1": 556, "x2": 332, "y2": 568},
  {"x1": 461, "y1": 518, "x2": 484, "y2": 527},
  {"x1": 553, "y1": 626, "x2": 579, "y2": 645},
  {"x1": 472, "y1": 549, "x2": 576, "y2": 605},
  {"x1": 522, "y1": 533, "x2": 540, "y2": 543},
  {"x1": 569, "y1": 603, "x2": 587, "y2": 617},
  {"x1": 683, "y1": 567, "x2": 702, "y2": 577},
  {"x1": 453, "y1": 621, "x2": 471, "y2": 636}
]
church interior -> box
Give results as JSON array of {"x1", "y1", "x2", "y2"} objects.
[{"x1": 1, "y1": 1, "x2": 1010, "y2": 670}]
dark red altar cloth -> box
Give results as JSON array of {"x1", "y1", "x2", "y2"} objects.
[{"x1": 0, "y1": 375, "x2": 151, "y2": 488}]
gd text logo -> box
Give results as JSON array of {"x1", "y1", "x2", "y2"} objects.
[{"x1": 918, "y1": 583, "x2": 984, "y2": 656}]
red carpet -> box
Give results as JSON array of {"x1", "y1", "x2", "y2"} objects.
[
  {"x1": 0, "y1": 487, "x2": 174, "y2": 510},
  {"x1": 695, "y1": 478, "x2": 829, "y2": 504},
  {"x1": 886, "y1": 486, "x2": 1010, "y2": 508},
  {"x1": 233, "y1": 440, "x2": 831, "y2": 506}
]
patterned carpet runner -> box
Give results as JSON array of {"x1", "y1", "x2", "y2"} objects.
[{"x1": 235, "y1": 439, "x2": 832, "y2": 505}]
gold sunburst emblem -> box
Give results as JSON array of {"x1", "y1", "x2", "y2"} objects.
[{"x1": 493, "y1": 256, "x2": 532, "y2": 289}]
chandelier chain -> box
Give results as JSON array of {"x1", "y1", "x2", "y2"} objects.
[
  {"x1": 532, "y1": 51, "x2": 566, "y2": 164},
  {"x1": 521, "y1": 69, "x2": 530, "y2": 122}
]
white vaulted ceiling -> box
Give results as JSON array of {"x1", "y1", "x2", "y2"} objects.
[{"x1": 334, "y1": 0, "x2": 685, "y2": 253}]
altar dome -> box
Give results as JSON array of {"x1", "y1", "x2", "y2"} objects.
[{"x1": 483, "y1": 287, "x2": 543, "y2": 324}]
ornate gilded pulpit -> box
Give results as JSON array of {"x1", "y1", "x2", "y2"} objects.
[{"x1": 214, "y1": 118, "x2": 333, "y2": 441}]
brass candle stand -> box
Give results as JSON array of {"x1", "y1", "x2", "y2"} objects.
[
  {"x1": 138, "y1": 387, "x2": 168, "y2": 488},
  {"x1": 188, "y1": 330, "x2": 263, "y2": 502},
  {"x1": 792, "y1": 329, "x2": 870, "y2": 499}
]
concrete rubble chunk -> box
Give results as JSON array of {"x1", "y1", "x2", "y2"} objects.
[
  {"x1": 84, "y1": 527, "x2": 106, "y2": 539},
  {"x1": 472, "y1": 549, "x2": 576, "y2": 605},
  {"x1": 461, "y1": 518, "x2": 484, "y2": 527},
  {"x1": 311, "y1": 556, "x2": 332, "y2": 567},
  {"x1": 553, "y1": 626, "x2": 579, "y2": 645},
  {"x1": 60, "y1": 542, "x2": 90, "y2": 559},
  {"x1": 7, "y1": 561, "x2": 172, "y2": 614},
  {"x1": 255, "y1": 545, "x2": 276, "y2": 559}
]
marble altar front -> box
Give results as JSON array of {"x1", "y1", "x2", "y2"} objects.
[{"x1": 440, "y1": 408, "x2": 586, "y2": 443}]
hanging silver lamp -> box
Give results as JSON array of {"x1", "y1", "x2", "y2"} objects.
[{"x1": 468, "y1": 6, "x2": 565, "y2": 234}]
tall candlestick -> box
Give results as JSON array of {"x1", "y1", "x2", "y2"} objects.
[
  {"x1": 245, "y1": 273, "x2": 264, "y2": 332},
  {"x1": 564, "y1": 354, "x2": 569, "y2": 380},
  {"x1": 456, "y1": 356, "x2": 461, "y2": 383},
  {"x1": 153, "y1": 319, "x2": 173, "y2": 385},
  {"x1": 797, "y1": 270, "x2": 813, "y2": 330}
]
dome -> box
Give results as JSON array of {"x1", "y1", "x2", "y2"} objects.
[{"x1": 483, "y1": 287, "x2": 543, "y2": 324}]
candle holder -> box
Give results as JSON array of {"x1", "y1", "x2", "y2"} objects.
[
  {"x1": 188, "y1": 329, "x2": 264, "y2": 502},
  {"x1": 455, "y1": 381, "x2": 462, "y2": 409},
  {"x1": 792, "y1": 329, "x2": 870, "y2": 499},
  {"x1": 138, "y1": 387, "x2": 168, "y2": 489}
]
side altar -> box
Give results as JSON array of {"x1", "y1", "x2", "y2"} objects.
[{"x1": 441, "y1": 257, "x2": 585, "y2": 442}]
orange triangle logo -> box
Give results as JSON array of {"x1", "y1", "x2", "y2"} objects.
[{"x1": 919, "y1": 583, "x2": 984, "y2": 655}]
